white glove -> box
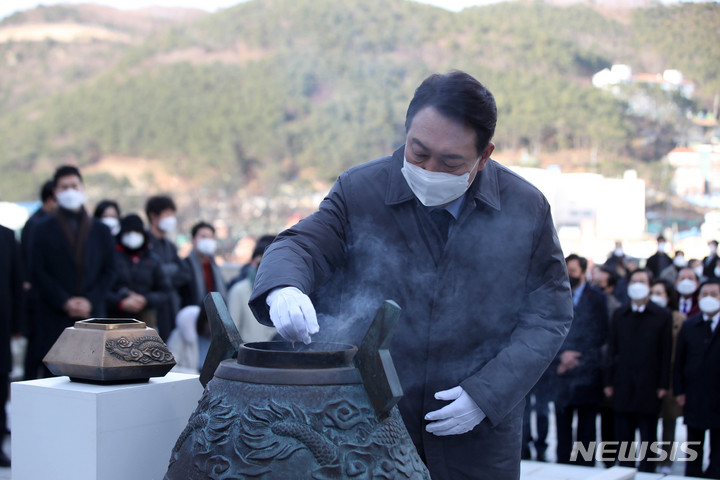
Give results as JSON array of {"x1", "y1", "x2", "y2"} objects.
[
  {"x1": 424, "y1": 386, "x2": 486, "y2": 436},
  {"x1": 266, "y1": 287, "x2": 319, "y2": 344}
]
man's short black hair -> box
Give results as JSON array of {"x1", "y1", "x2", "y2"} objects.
[
  {"x1": 565, "y1": 253, "x2": 588, "y2": 273},
  {"x1": 405, "y1": 70, "x2": 497, "y2": 154},
  {"x1": 657, "y1": 235, "x2": 665, "y2": 242},
  {"x1": 40, "y1": 180, "x2": 55, "y2": 202},
  {"x1": 191, "y1": 221, "x2": 215, "y2": 238},
  {"x1": 710, "y1": 240, "x2": 719, "y2": 247},
  {"x1": 599, "y1": 267, "x2": 618, "y2": 288},
  {"x1": 699, "y1": 278, "x2": 720, "y2": 294},
  {"x1": 629, "y1": 267, "x2": 653, "y2": 283},
  {"x1": 53, "y1": 165, "x2": 82, "y2": 187},
  {"x1": 252, "y1": 234, "x2": 277, "y2": 259},
  {"x1": 145, "y1": 195, "x2": 176, "y2": 218}
]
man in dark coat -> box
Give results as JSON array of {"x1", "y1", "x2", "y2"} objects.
[
  {"x1": 31, "y1": 165, "x2": 116, "y2": 376},
  {"x1": 554, "y1": 254, "x2": 608, "y2": 466},
  {"x1": 605, "y1": 268, "x2": 672, "y2": 472},
  {"x1": 703, "y1": 240, "x2": 719, "y2": 279},
  {"x1": 674, "y1": 278, "x2": 720, "y2": 478},
  {"x1": 20, "y1": 179, "x2": 56, "y2": 380},
  {"x1": 145, "y1": 195, "x2": 191, "y2": 340},
  {"x1": 248, "y1": 71, "x2": 573, "y2": 479},
  {"x1": 646, "y1": 235, "x2": 672, "y2": 280},
  {"x1": 0, "y1": 224, "x2": 23, "y2": 466}
]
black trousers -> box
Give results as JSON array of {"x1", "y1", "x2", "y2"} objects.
[
  {"x1": 686, "y1": 426, "x2": 720, "y2": 479},
  {"x1": 555, "y1": 404, "x2": 598, "y2": 466},
  {"x1": 522, "y1": 380, "x2": 551, "y2": 459},
  {"x1": 614, "y1": 411, "x2": 657, "y2": 472}
]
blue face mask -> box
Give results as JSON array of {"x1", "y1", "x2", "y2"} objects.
[{"x1": 401, "y1": 156, "x2": 479, "y2": 207}]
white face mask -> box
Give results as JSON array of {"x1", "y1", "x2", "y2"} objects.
[
  {"x1": 674, "y1": 256, "x2": 688, "y2": 268},
  {"x1": 650, "y1": 295, "x2": 668, "y2": 308},
  {"x1": 694, "y1": 265, "x2": 704, "y2": 280},
  {"x1": 628, "y1": 282, "x2": 650, "y2": 301},
  {"x1": 710, "y1": 245, "x2": 717, "y2": 255},
  {"x1": 158, "y1": 216, "x2": 177, "y2": 233},
  {"x1": 658, "y1": 242, "x2": 666, "y2": 253},
  {"x1": 121, "y1": 231, "x2": 145, "y2": 250},
  {"x1": 196, "y1": 238, "x2": 217, "y2": 257},
  {"x1": 613, "y1": 247, "x2": 623, "y2": 257},
  {"x1": 101, "y1": 217, "x2": 120, "y2": 236},
  {"x1": 699, "y1": 296, "x2": 720, "y2": 315},
  {"x1": 401, "y1": 156, "x2": 479, "y2": 207},
  {"x1": 676, "y1": 278, "x2": 697, "y2": 296},
  {"x1": 56, "y1": 189, "x2": 85, "y2": 211}
]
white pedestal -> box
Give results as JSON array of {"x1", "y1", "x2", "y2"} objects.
[{"x1": 11, "y1": 372, "x2": 203, "y2": 480}]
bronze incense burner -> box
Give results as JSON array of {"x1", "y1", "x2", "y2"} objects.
[
  {"x1": 165, "y1": 294, "x2": 429, "y2": 479},
  {"x1": 43, "y1": 318, "x2": 176, "y2": 383}
]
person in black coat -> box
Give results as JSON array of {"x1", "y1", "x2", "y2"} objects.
[
  {"x1": 703, "y1": 240, "x2": 719, "y2": 279},
  {"x1": 106, "y1": 214, "x2": 171, "y2": 327},
  {"x1": 674, "y1": 278, "x2": 720, "y2": 478},
  {"x1": 554, "y1": 254, "x2": 609, "y2": 466},
  {"x1": 31, "y1": 165, "x2": 116, "y2": 377},
  {"x1": 0, "y1": 224, "x2": 23, "y2": 466},
  {"x1": 20, "y1": 179, "x2": 56, "y2": 380},
  {"x1": 646, "y1": 235, "x2": 672, "y2": 280},
  {"x1": 249, "y1": 71, "x2": 573, "y2": 479},
  {"x1": 605, "y1": 268, "x2": 672, "y2": 472}
]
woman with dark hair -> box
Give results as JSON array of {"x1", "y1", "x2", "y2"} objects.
[
  {"x1": 106, "y1": 214, "x2": 171, "y2": 329},
  {"x1": 650, "y1": 278, "x2": 685, "y2": 474},
  {"x1": 93, "y1": 199, "x2": 121, "y2": 236}
]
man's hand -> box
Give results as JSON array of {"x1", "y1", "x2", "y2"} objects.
[
  {"x1": 657, "y1": 389, "x2": 668, "y2": 399},
  {"x1": 266, "y1": 287, "x2": 319, "y2": 344},
  {"x1": 557, "y1": 350, "x2": 582, "y2": 375},
  {"x1": 676, "y1": 394, "x2": 686, "y2": 407},
  {"x1": 121, "y1": 293, "x2": 147, "y2": 313},
  {"x1": 64, "y1": 297, "x2": 91, "y2": 318},
  {"x1": 604, "y1": 386, "x2": 614, "y2": 398},
  {"x1": 424, "y1": 386, "x2": 485, "y2": 436}
]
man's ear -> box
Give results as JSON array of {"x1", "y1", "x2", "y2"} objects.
[{"x1": 477, "y1": 142, "x2": 494, "y2": 171}]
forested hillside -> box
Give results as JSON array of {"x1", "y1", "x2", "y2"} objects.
[{"x1": 0, "y1": 0, "x2": 718, "y2": 202}]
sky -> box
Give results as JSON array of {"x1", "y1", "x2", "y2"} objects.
[{"x1": 0, "y1": 0, "x2": 710, "y2": 22}]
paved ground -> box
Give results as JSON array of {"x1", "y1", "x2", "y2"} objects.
[{"x1": 0, "y1": 395, "x2": 704, "y2": 479}]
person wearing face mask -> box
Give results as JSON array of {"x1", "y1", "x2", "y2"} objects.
[
  {"x1": 145, "y1": 195, "x2": 191, "y2": 341},
  {"x1": 659, "y1": 249, "x2": 687, "y2": 284},
  {"x1": 93, "y1": 199, "x2": 122, "y2": 236},
  {"x1": 604, "y1": 241, "x2": 627, "y2": 279},
  {"x1": 646, "y1": 235, "x2": 672, "y2": 280},
  {"x1": 649, "y1": 278, "x2": 685, "y2": 474},
  {"x1": 675, "y1": 267, "x2": 701, "y2": 317},
  {"x1": 19, "y1": 179, "x2": 56, "y2": 381},
  {"x1": 30, "y1": 165, "x2": 116, "y2": 377},
  {"x1": 106, "y1": 214, "x2": 172, "y2": 328},
  {"x1": 604, "y1": 268, "x2": 672, "y2": 472},
  {"x1": 553, "y1": 254, "x2": 609, "y2": 467},
  {"x1": 703, "y1": 240, "x2": 719, "y2": 279},
  {"x1": 675, "y1": 279, "x2": 720, "y2": 479},
  {"x1": 180, "y1": 221, "x2": 228, "y2": 370},
  {"x1": 247, "y1": 71, "x2": 573, "y2": 479}
]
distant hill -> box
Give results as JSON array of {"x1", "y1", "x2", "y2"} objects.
[{"x1": 0, "y1": 0, "x2": 718, "y2": 204}]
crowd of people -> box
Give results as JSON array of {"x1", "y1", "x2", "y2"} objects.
[
  {"x1": 0, "y1": 164, "x2": 278, "y2": 467},
  {"x1": 522, "y1": 237, "x2": 720, "y2": 478}
]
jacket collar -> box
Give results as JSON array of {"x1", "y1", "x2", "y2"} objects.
[{"x1": 384, "y1": 145, "x2": 501, "y2": 211}]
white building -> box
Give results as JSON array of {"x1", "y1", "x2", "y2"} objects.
[{"x1": 509, "y1": 166, "x2": 646, "y2": 260}]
